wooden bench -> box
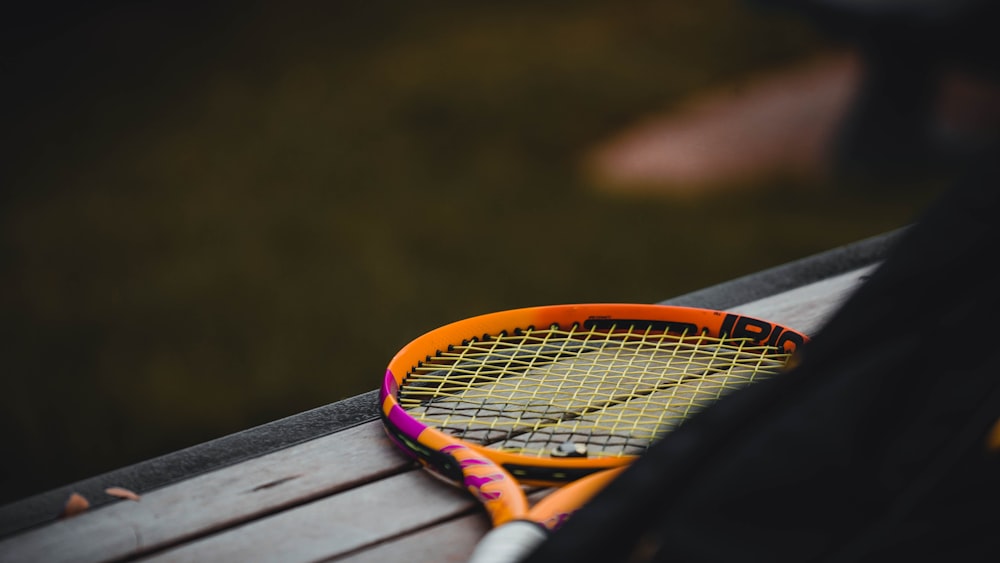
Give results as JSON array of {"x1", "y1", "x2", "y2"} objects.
[{"x1": 0, "y1": 229, "x2": 902, "y2": 563}]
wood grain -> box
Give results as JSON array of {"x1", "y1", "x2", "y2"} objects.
[
  {"x1": 140, "y1": 471, "x2": 481, "y2": 563},
  {"x1": 0, "y1": 422, "x2": 414, "y2": 563}
]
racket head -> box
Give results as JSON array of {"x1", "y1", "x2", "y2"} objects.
[{"x1": 380, "y1": 303, "x2": 807, "y2": 490}]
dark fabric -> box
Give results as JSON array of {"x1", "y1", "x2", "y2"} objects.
[{"x1": 522, "y1": 155, "x2": 1000, "y2": 563}]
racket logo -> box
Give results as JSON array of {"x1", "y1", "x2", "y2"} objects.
[
  {"x1": 442, "y1": 444, "x2": 506, "y2": 502},
  {"x1": 719, "y1": 313, "x2": 805, "y2": 350}
]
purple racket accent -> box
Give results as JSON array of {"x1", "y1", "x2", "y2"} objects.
[
  {"x1": 459, "y1": 458, "x2": 491, "y2": 466},
  {"x1": 381, "y1": 370, "x2": 399, "y2": 401},
  {"x1": 466, "y1": 476, "x2": 504, "y2": 501},
  {"x1": 387, "y1": 404, "x2": 428, "y2": 439}
]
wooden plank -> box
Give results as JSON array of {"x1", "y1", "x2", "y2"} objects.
[
  {"x1": 728, "y1": 265, "x2": 873, "y2": 335},
  {"x1": 342, "y1": 512, "x2": 489, "y2": 563},
  {"x1": 0, "y1": 422, "x2": 414, "y2": 563},
  {"x1": 140, "y1": 471, "x2": 482, "y2": 563},
  {"x1": 0, "y1": 391, "x2": 383, "y2": 540},
  {"x1": 147, "y1": 484, "x2": 557, "y2": 563}
]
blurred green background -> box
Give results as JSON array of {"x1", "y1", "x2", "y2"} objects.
[{"x1": 1, "y1": 1, "x2": 941, "y2": 505}]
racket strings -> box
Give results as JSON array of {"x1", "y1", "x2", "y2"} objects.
[{"x1": 398, "y1": 323, "x2": 791, "y2": 457}]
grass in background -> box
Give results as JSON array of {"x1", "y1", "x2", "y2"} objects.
[{"x1": 0, "y1": 1, "x2": 942, "y2": 504}]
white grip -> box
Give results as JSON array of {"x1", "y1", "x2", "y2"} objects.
[{"x1": 467, "y1": 520, "x2": 549, "y2": 563}]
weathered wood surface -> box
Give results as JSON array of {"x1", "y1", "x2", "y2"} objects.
[
  {"x1": 729, "y1": 265, "x2": 873, "y2": 334},
  {"x1": 0, "y1": 264, "x2": 874, "y2": 563}
]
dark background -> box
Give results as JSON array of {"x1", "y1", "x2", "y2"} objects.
[{"x1": 0, "y1": 1, "x2": 940, "y2": 505}]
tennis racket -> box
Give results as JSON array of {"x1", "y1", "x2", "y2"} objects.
[{"x1": 378, "y1": 303, "x2": 807, "y2": 563}]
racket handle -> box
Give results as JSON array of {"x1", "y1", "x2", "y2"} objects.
[{"x1": 467, "y1": 520, "x2": 549, "y2": 563}]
